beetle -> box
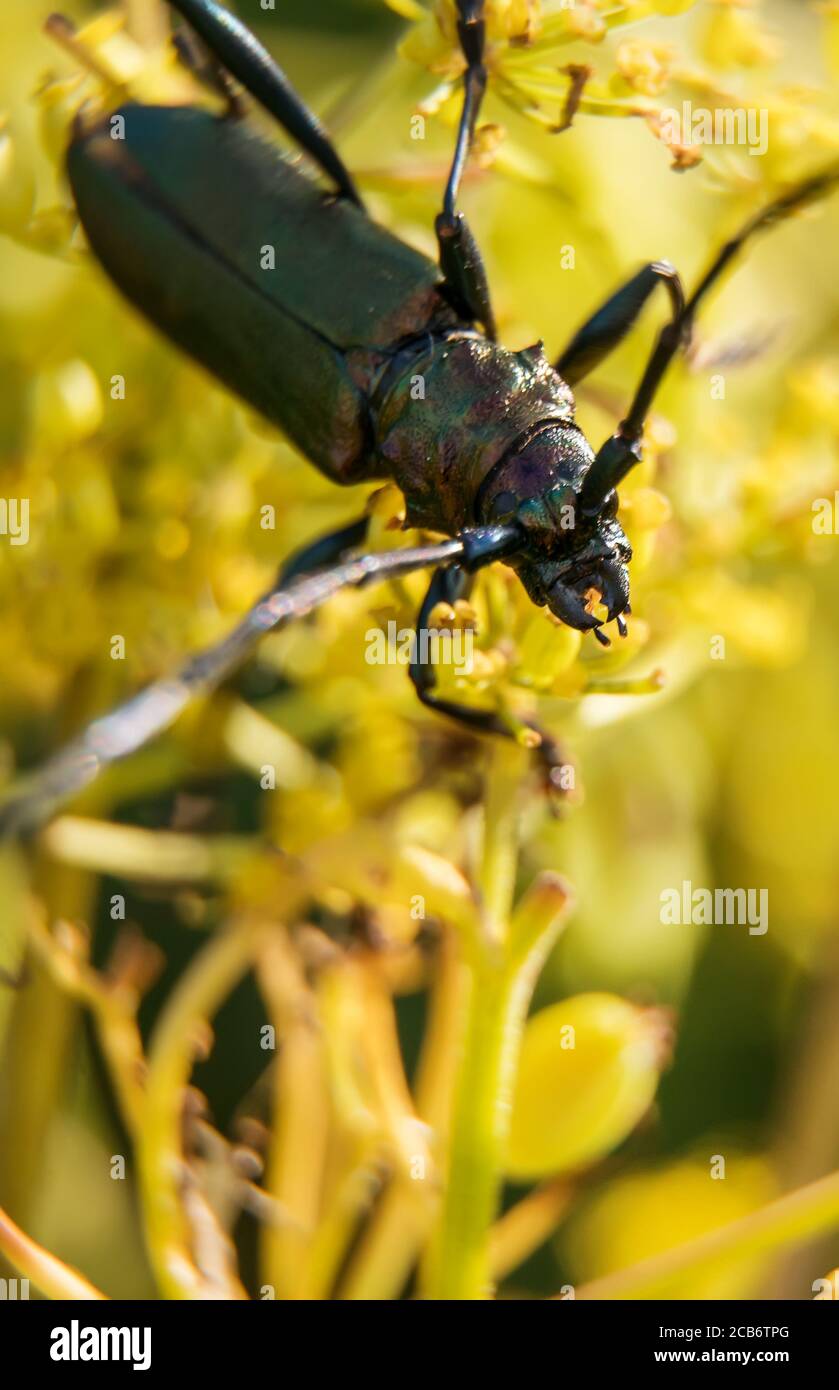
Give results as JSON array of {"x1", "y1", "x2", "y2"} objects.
[{"x1": 2, "y1": 0, "x2": 838, "y2": 831}]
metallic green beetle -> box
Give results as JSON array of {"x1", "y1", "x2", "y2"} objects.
[{"x1": 2, "y1": 0, "x2": 837, "y2": 830}]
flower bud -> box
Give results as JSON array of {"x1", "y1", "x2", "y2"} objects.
[{"x1": 506, "y1": 992, "x2": 670, "y2": 1179}]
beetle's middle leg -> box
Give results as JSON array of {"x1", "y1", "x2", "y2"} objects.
[
  {"x1": 410, "y1": 564, "x2": 573, "y2": 801},
  {"x1": 435, "y1": 1, "x2": 497, "y2": 339},
  {"x1": 231, "y1": 513, "x2": 369, "y2": 696},
  {"x1": 276, "y1": 516, "x2": 370, "y2": 586}
]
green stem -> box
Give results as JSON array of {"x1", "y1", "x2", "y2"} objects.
[
  {"x1": 423, "y1": 746, "x2": 571, "y2": 1300},
  {"x1": 423, "y1": 953, "x2": 528, "y2": 1298},
  {"x1": 0, "y1": 1203, "x2": 106, "y2": 1300},
  {"x1": 0, "y1": 855, "x2": 93, "y2": 1223},
  {"x1": 477, "y1": 742, "x2": 523, "y2": 945}
]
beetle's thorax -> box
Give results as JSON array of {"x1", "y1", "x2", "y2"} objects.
[{"x1": 372, "y1": 333, "x2": 585, "y2": 536}]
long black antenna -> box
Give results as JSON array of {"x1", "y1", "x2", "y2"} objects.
[
  {"x1": 579, "y1": 161, "x2": 839, "y2": 513},
  {"x1": 0, "y1": 535, "x2": 487, "y2": 836}
]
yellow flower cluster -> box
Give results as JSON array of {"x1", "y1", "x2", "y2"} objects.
[{"x1": 0, "y1": 0, "x2": 837, "y2": 1302}]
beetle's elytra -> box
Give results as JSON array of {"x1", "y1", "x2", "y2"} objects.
[{"x1": 2, "y1": 0, "x2": 838, "y2": 831}]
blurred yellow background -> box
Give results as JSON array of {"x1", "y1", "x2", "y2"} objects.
[{"x1": 0, "y1": 0, "x2": 838, "y2": 1300}]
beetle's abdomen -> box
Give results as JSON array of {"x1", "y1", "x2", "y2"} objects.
[
  {"x1": 67, "y1": 104, "x2": 457, "y2": 483},
  {"x1": 374, "y1": 335, "x2": 576, "y2": 534}
]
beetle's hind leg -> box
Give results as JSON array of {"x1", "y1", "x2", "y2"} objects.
[
  {"x1": 435, "y1": 1, "x2": 496, "y2": 339},
  {"x1": 410, "y1": 565, "x2": 574, "y2": 805},
  {"x1": 167, "y1": 0, "x2": 362, "y2": 206}
]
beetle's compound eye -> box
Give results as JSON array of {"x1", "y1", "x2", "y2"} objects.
[
  {"x1": 503, "y1": 484, "x2": 578, "y2": 551},
  {"x1": 478, "y1": 423, "x2": 592, "y2": 547},
  {"x1": 547, "y1": 483, "x2": 578, "y2": 532}
]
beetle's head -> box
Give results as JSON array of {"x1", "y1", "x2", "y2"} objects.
[{"x1": 478, "y1": 423, "x2": 632, "y2": 640}]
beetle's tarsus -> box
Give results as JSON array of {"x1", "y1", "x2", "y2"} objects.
[{"x1": 533, "y1": 728, "x2": 578, "y2": 812}]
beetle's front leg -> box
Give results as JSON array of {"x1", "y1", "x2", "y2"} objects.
[
  {"x1": 555, "y1": 260, "x2": 685, "y2": 386},
  {"x1": 435, "y1": 1, "x2": 496, "y2": 338},
  {"x1": 577, "y1": 164, "x2": 839, "y2": 512},
  {"x1": 555, "y1": 260, "x2": 687, "y2": 513},
  {"x1": 409, "y1": 564, "x2": 574, "y2": 805}
]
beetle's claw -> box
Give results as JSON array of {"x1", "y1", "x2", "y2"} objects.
[{"x1": 526, "y1": 724, "x2": 578, "y2": 814}]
